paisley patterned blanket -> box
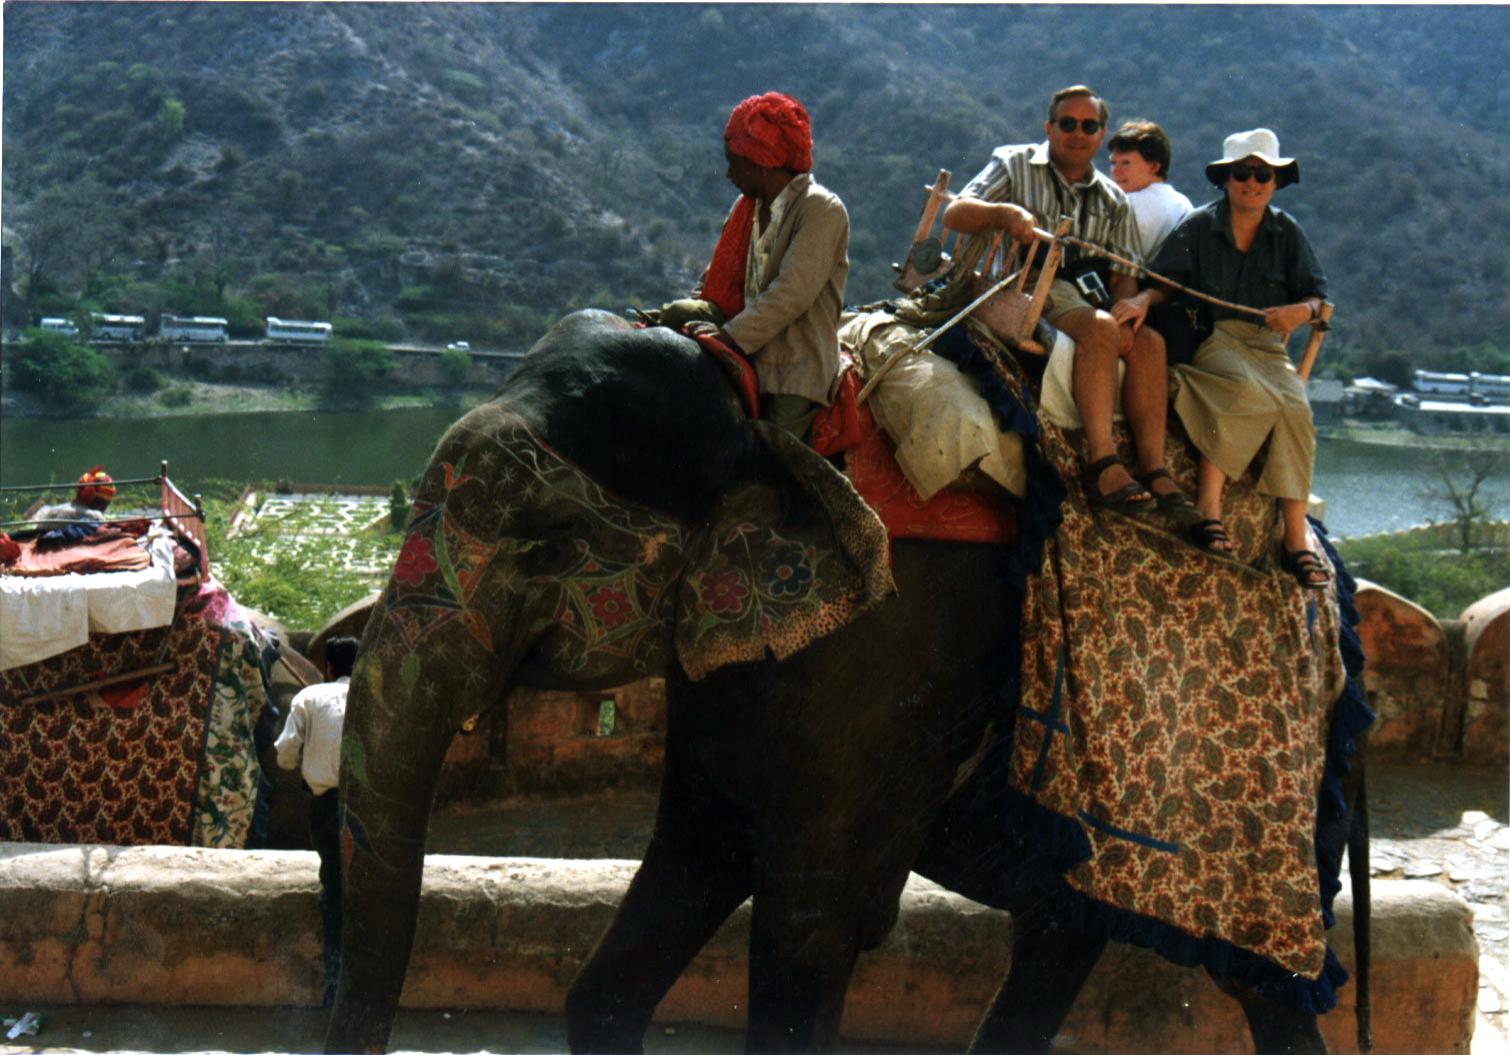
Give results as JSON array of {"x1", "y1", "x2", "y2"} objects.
[
  {"x1": 1, "y1": 578, "x2": 272, "y2": 848},
  {"x1": 911, "y1": 317, "x2": 1370, "y2": 1010},
  {"x1": 1012, "y1": 412, "x2": 1347, "y2": 981}
]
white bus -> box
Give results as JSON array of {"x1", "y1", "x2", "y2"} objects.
[
  {"x1": 1470, "y1": 372, "x2": 1510, "y2": 401},
  {"x1": 1413, "y1": 369, "x2": 1472, "y2": 396},
  {"x1": 264, "y1": 317, "x2": 333, "y2": 344},
  {"x1": 161, "y1": 314, "x2": 229, "y2": 343},
  {"x1": 39, "y1": 317, "x2": 80, "y2": 337},
  {"x1": 90, "y1": 313, "x2": 147, "y2": 342}
]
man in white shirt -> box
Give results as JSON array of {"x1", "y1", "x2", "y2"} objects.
[
  {"x1": 1107, "y1": 120, "x2": 1194, "y2": 257},
  {"x1": 275, "y1": 635, "x2": 358, "y2": 1008}
]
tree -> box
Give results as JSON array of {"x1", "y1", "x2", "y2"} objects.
[
  {"x1": 1422, "y1": 444, "x2": 1503, "y2": 551},
  {"x1": 440, "y1": 347, "x2": 471, "y2": 386},
  {"x1": 9, "y1": 181, "x2": 111, "y2": 313},
  {"x1": 388, "y1": 480, "x2": 410, "y2": 532},
  {"x1": 7, "y1": 330, "x2": 116, "y2": 411},
  {"x1": 322, "y1": 338, "x2": 395, "y2": 405}
]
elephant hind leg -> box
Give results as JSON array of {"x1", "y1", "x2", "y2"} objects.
[
  {"x1": 1209, "y1": 975, "x2": 1328, "y2": 1055},
  {"x1": 566, "y1": 792, "x2": 754, "y2": 1052},
  {"x1": 968, "y1": 905, "x2": 1106, "y2": 1055}
]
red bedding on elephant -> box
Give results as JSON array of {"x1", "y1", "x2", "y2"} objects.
[{"x1": 844, "y1": 405, "x2": 1018, "y2": 545}]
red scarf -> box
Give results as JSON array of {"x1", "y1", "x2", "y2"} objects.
[{"x1": 701, "y1": 195, "x2": 755, "y2": 321}]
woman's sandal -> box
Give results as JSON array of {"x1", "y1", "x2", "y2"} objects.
[
  {"x1": 1137, "y1": 469, "x2": 1206, "y2": 526},
  {"x1": 1189, "y1": 517, "x2": 1235, "y2": 554},
  {"x1": 1280, "y1": 548, "x2": 1332, "y2": 591},
  {"x1": 1082, "y1": 455, "x2": 1157, "y2": 515}
]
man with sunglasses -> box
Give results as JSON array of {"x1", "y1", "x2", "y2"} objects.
[
  {"x1": 944, "y1": 85, "x2": 1196, "y2": 522},
  {"x1": 1114, "y1": 128, "x2": 1331, "y2": 590}
]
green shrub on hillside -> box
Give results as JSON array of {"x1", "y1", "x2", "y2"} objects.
[
  {"x1": 8, "y1": 330, "x2": 116, "y2": 410},
  {"x1": 333, "y1": 315, "x2": 404, "y2": 342},
  {"x1": 122, "y1": 365, "x2": 164, "y2": 392}
]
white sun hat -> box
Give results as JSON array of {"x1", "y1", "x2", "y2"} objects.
[{"x1": 1205, "y1": 128, "x2": 1299, "y2": 188}]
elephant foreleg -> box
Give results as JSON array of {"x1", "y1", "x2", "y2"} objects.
[
  {"x1": 744, "y1": 869, "x2": 872, "y2": 1054},
  {"x1": 567, "y1": 735, "x2": 756, "y2": 1054},
  {"x1": 968, "y1": 905, "x2": 1107, "y2": 1055},
  {"x1": 565, "y1": 825, "x2": 753, "y2": 1053}
]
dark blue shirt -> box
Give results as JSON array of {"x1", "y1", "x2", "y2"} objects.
[{"x1": 1148, "y1": 199, "x2": 1327, "y2": 324}]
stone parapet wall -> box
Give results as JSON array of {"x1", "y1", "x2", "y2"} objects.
[
  {"x1": 1355, "y1": 581, "x2": 1509, "y2": 764},
  {"x1": 0, "y1": 845, "x2": 1478, "y2": 1055}
]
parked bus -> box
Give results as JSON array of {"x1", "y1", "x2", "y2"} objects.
[
  {"x1": 1470, "y1": 372, "x2": 1510, "y2": 400},
  {"x1": 1412, "y1": 369, "x2": 1472, "y2": 396},
  {"x1": 264, "y1": 317, "x2": 333, "y2": 344},
  {"x1": 90, "y1": 313, "x2": 146, "y2": 343},
  {"x1": 38, "y1": 317, "x2": 80, "y2": 337},
  {"x1": 161, "y1": 314, "x2": 229, "y2": 343}
]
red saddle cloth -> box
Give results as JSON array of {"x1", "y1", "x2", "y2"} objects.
[
  {"x1": 685, "y1": 329, "x2": 1014, "y2": 544},
  {"x1": 844, "y1": 405, "x2": 1018, "y2": 545}
]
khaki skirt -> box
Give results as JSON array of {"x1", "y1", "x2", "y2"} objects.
[{"x1": 1171, "y1": 320, "x2": 1315, "y2": 501}]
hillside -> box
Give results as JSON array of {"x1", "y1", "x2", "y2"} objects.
[{"x1": 3, "y1": 3, "x2": 1508, "y2": 372}]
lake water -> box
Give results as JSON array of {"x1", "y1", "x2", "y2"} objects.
[{"x1": 2, "y1": 405, "x2": 1506, "y2": 538}]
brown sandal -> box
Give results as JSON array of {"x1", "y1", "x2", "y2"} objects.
[
  {"x1": 1280, "y1": 548, "x2": 1332, "y2": 591},
  {"x1": 1137, "y1": 469, "x2": 1206, "y2": 526},
  {"x1": 1082, "y1": 455, "x2": 1156, "y2": 515},
  {"x1": 1189, "y1": 518, "x2": 1235, "y2": 554}
]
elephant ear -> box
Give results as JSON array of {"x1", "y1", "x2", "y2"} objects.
[{"x1": 675, "y1": 420, "x2": 895, "y2": 681}]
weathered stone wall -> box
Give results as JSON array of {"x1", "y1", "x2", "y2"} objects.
[
  {"x1": 1355, "y1": 581, "x2": 1509, "y2": 764},
  {"x1": 0, "y1": 846, "x2": 1477, "y2": 1055}
]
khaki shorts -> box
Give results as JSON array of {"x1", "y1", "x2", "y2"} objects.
[{"x1": 1043, "y1": 277, "x2": 1095, "y2": 323}]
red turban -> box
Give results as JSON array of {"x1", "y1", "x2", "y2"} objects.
[
  {"x1": 724, "y1": 92, "x2": 813, "y2": 173},
  {"x1": 75, "y1": 465, "x2": 116, "y2": 508}
]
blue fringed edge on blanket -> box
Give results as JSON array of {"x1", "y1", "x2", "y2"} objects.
[{"x1": 938, "y1": 324, "x2": 1375, "y2": 1011}]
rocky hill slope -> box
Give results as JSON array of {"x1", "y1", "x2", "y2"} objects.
[{"x1": 4, "y1": 3, "x2": 1507, "y2": 365}]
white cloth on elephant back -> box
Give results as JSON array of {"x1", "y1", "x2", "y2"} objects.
[{"x1": 839, "y1": 311, "x2": 1027, "y2": 500}]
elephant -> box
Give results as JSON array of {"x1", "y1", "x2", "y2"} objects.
[{"x1": 325, "y1": 309, "x2": 1366, "y2": 1055}]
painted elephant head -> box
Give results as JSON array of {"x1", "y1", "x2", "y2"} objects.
[{"x1": 326, "y1": 310, "x2": 891, "y2": 1051}]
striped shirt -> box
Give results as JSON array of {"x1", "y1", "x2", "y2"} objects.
[{"x1": 958, "y1": 141, "x2": 1143, "y2": 276}]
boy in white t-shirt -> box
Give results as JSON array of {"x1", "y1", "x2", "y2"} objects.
[
  {"x1": 1108, "y1": 120, "x2": 1193, "y2": 256},
  {"x1": 1108, "y1": 121, "x2": 1200, "y2": 364}
]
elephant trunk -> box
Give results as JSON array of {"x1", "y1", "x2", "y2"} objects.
[
  {"x1": 323, "y1": 717, "x2": 452, "y2": 1052},
  {"x1": 323, "y1": 602, "x2": 516, "y2": 1054}
]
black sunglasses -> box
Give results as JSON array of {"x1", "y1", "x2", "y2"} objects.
[
  {"x1": 1054, "y1": 116, "x2": 1103, "y2": 135},
  {"x1": 1230, "y1": 164, "x2": 1274, "y2": 184}
]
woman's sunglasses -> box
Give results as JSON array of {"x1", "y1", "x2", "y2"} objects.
[
  {"x1": 1054, "y1": 117, "x2": 1103, "y2": 135},
  {"x1": 1230, "y1": 164, "x2": 1274, "y2": 184}
]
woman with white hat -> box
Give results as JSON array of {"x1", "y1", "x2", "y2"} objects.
[{"x1": 1112, "y1": 128, "x2": 1331, "y2": 590}]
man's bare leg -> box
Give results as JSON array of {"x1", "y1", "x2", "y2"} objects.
[
  {"x1": 1060, "y1": 307, "x2": 1149, "y2": 502},
  {"x1": 1119, "y1": 325, "x2": 1178, "y2": 494}
]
